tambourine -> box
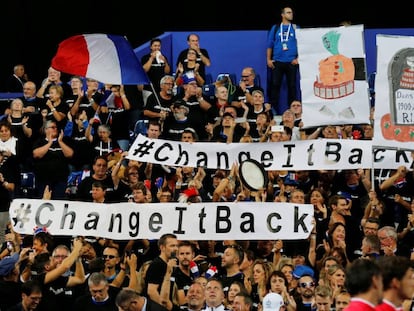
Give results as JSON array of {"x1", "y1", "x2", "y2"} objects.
[{"x1": 238, "y1": 159, "x2": 268, "y2": 191}]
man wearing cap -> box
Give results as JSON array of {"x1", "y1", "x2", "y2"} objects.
[
  {"x1": 163, "y1": 99, "x2": 199, "y2": 141},
  {"x1": 0, "y1": 253, "x2": 22, "y2": 310},
  {"x1": 262, "y1": 292, "x2": 286, "y2": 311},
  {"x1": 210, "y1": 112, "x2": 246, "y2": 143},
  {"x1": 179, "y1": 75, "x2": 211, "y2": 141}
]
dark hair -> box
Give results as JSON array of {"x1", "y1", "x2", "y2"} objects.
[
  {"x1": 328, "y1": 246, "x2": 348, "y2": 267},
  {"x1": 31, "y1": 252, "x2": 51, "y2": 274},
  {"x1": 345, "y1": 258, "x2": 381, "y2": 295},
  {"x1": 93, "y1": 155, "x2": 108, "y2": 165},
  {"x1": 130, "y1": 181, "x2": 147, "y2": 195},
  {"x1": 267, "y1": 270, "x2": 289, "y2": 291},
  {"x1": 226, "y1": 244, "x2": 245, "y2": 264},
  {"x1": 92, "y1": 181, "x2": 107, "y2": 191},
  {"x1": 328, "y1": 222, "x2": 346, "y2": 239},
  {"x1": 21, "y1": 279, "x2": 43, "y2": 296},
  {"x1": 147, "y1": 120, "x2": 161, "y2": 130},
  {"x1": 33, "y1": 231, "x2": 54, "y2": 253},
  {"x1": 328, "y1": 194, "x2": 347, "y2": 207},
  {"x1": 150, "y1": 38, "x2": 161, "y2": 45},
  {"x1": 365, "y1": 217, "x2": 380, "y2": 226},
  {"x1": 178, "y1": 240, "x2": 195, "y2": 253},
  {"x1": 235, "y1": 291, "x2": 253, "y2": 305},
  {"x1": 306, "y1": 187, "x2": 328, "y2": 204},
  {"x1": 158, "y1": 233, "x2": 177, "y2": 248},
  {"x1": 283, "y1": 126, "x2": 292, "y2": 137},
  {"x1": 377, "y1": 256, "x2": 413, "y2": 290},
  {"x1": 187, "y1": 33, "x2": 199, "y2": 41}
]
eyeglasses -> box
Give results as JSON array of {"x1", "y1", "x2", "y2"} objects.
[
  {"x1": 241, "y1": 75, "x2": 251, "y2": 78},
  {"x1": 299, "y1": 281, "x2": 315, "y2": 288},
  {"x1": 103, "y1": 254, "x2": 117, "y2": 259}
]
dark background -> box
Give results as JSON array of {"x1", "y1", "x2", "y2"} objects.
[{"x1": 1, "y1": 0, "x2": 413, "y2": 88}]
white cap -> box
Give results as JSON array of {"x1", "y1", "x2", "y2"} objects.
[{"x1": 262, "y1": 293, "x2": 284, "y2": 311}]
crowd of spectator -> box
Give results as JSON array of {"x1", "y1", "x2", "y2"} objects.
[{"x1": 0, "y1": 9, "x2": 414, "y2": 311}]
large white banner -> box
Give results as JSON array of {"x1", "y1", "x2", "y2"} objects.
[
  {"x1": 297, "y1": 25, "x2": 371, "y2": 128},
  {"x1": 373, "y1": 35, "x2": 414, "y2": 150},
  {"x1": 128, "y1": 135, "x2": 373, "y2": 170},
  {"x1": 9, "y1": 199, "x2": 314, "y2": 240}
]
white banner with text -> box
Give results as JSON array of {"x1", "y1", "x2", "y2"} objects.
[
  {"x1": 10, "y1": 199, "x2": 314, "y2": 240},
  {"x1": 128, "y1": 135, "x2": 414, "y2": 170}
]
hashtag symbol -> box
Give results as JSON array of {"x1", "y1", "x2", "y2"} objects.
[
  {"x1": 133, "y1": 140, "x2": 155, "y2": 157},
  {"x1": 13, "y1": 203, "x2": 32, "y2": 229}
]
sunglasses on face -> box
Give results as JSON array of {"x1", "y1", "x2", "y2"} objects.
[{"x1": 299, "y1": 281, "x2": 315, "y2": 288}]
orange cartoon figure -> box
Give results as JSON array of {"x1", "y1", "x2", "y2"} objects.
[{"x1": 314, "y1": 30, "x2": 355, "y2": 99}]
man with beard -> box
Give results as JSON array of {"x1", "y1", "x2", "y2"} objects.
[
  {"x1": 294, "y1": 274, "x2": 316, "y2": 311},
  {"x1": 173, "y1": 240, "x2": 199, "y2": 305},
  {"x1": 218, "y1": 244, "x2": 244, "y2": 298}
]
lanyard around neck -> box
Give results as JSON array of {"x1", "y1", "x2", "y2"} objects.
[{"x1": 279, "y1": 23, "x2": 292, "y2": 42}]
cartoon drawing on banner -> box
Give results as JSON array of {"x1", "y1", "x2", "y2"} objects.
[
  {"x1": 380, "y1": 48, "x2": 414, "y2": 142},
  {"x1": 314, "y1": 30, "x2": 355, "y2": 103}
]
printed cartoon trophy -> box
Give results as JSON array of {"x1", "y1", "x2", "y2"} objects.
[
  {"x1": 314, "y1": 30, "x2": 355, "y2": 99},
  {"x1": 380, "y1": 49, "x2": 414, "y2": 141}
]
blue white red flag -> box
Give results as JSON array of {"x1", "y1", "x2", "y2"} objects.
[{"x1": 51, "y1": 34, "x2": 149, "y2": 85}]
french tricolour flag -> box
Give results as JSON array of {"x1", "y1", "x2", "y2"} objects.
[{"x1": 51, "y1": 34, "x2": 149, "y2": 85}]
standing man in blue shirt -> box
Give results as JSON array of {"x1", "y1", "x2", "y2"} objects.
[{"x1": 266, "y1": 6, "x2": 299, "y2": 115}]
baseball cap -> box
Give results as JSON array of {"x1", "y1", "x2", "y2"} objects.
[
  {"x1": 292, "y1": 265, "x2": 315, "y2": 279},
  {"x1": 0, "y1": 253, "x2": 19, "y2": 276},
  {"x1": 262, "y1": 293, "x2": 284, "y2": 311},
  {"x1": 182, "y1": 72, "x2": 196, "y2": 84},
  {"x1": 173, "y1": 99, "x2": 188, "y2": 109}
]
